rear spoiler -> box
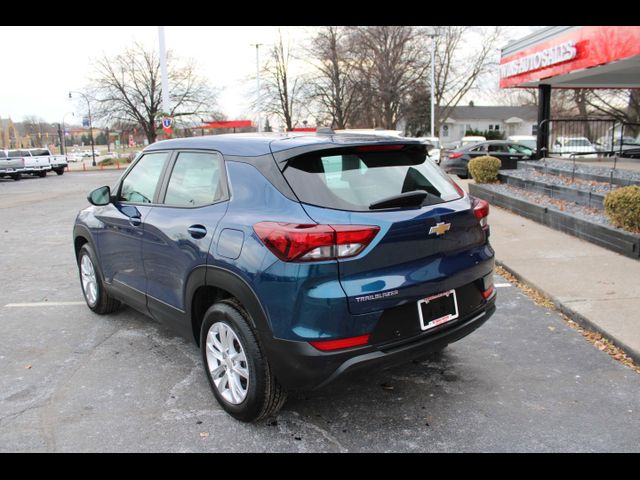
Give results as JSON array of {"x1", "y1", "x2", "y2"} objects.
[{"x1": 271, "y1": 140, "x2": 426, "y2": 170}]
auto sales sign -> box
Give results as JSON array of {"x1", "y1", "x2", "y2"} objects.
[{"x1": 500, "y1": 41, "x2": 577, "y2": 79}]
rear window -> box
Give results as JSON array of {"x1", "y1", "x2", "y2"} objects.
[
  {"x1": 0, "y1": 151, "x2": 6, "y2": 158},
  {"x1": 565, "y1": 139, "x2": 590, "y2": 147},
  {"x1": 8, "y1": 150, "x2": 29, "y2": 157},
  {"x1": 283, "y1": 145, "x2": 462, "y2": 212},
  {"x1": 30, "y1": 149, "x2": 50, "y2": 156}
]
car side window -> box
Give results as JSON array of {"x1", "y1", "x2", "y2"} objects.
[
  {"x1": 163, "y1": 151, "x2": 225, "y2": 207},
  {"x1": 119, "y1": 152, "x2": 168, "y2": 204},
  {"x1": 509, "y1": 144, "x2": 533, "y2": 155},
  {"x1": 487, "y1": 144, "x2": 508, "y2": 153}
]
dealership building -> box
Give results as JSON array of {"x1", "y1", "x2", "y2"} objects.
[{"x1": 500, "y1": 26, "x2": 640, "y2": 156}]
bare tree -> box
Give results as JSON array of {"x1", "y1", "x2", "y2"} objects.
[
  {"x1": 261, "y1": 31, "x2": 305, "y2": 131},
  {"x1": 88, "y1": 43, "x2": 218, "y2": 144},
  {"x1": 348, "y1": 26, "x2": 429, "y2": 129},
  {"x1": 432, "y1": 26, "x2": 501, "y2": 133},
  {"x1": 305, "y1": 26, "x2": 361, "y2": 129},
  {"x1": 20, "y1": 115, "x2": 56, "y2": 147}
]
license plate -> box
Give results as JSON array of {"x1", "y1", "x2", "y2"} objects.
[{"x1": 417, "y1": 289, "x2": 459, "y2": 331}]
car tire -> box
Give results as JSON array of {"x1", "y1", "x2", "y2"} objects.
[
  {"x1": 200, "y1": 299, "x2": 287, "y2": 422},
  {"x1": 11, "y1": 173, "x2": 21, "y2": 181},
  {"x1": 77, "y1": 243, "x2": 121, "y2": 315},
  {"x1": 37, "y1": 170, "x2": 47, "y2": 178},
  {"x1": 55, "y1": 168, "x2": 64, "y2": 175}
]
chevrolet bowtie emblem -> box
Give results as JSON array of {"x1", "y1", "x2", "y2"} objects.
[{"x1": 429, "y1": 222, "x2": 451, "y2": 236}]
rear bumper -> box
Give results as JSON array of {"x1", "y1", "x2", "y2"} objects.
[{"x1": 261, "y1": 296, "x2": 496, "y2": 391}]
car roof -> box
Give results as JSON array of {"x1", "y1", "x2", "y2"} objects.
[
  {"x1": 454, "y1": 140, "x2": 517, "y2": 151},
  {"x1": 144, "y1": 132, "x2": 421, "y2": 158}
]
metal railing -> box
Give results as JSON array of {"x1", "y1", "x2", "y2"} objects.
[
  {"x1": 539, "y1": 118, "x2": 640, "y2": 160},
  {"x1": 535, "y1": 119, "x2": 640, "y2": 185}
]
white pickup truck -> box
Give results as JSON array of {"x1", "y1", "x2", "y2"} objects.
[
  {"x1": 0, "y1": 150, "x2": 25, "y2": 180},
  {"x1": 7, "y1": 148, "x2": 68, "y2": 176}
]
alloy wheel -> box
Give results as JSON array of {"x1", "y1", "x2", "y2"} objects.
[
  {"x1": 80, "y1": 254, "x2": 98, "y2": 307},
  {"x1": 205, "y1": 322, "x2": 249, "y2": 404}
]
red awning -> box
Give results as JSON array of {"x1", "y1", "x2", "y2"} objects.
[
  {"x1": 194, "y1": 120, "x2": 253, "y2": 129},
  {"x1": 289, "y1": 127, "x2": 317, "y2": 132}
]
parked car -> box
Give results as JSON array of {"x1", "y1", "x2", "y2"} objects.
[
  {"x1": 551, "y1": 137, "x2": 598, "y2": 158},
  {"x1": 460, "y1": 136, "x2": 487, "y2": 148},
  {"x1": 73, "y1": 132, "x2": 496, "y2": 422},
  {"x1": 442, "y1": 140, "x2": 534, "y2": 178},
  {"x1": 335, "y1": 128, "x2": 404, "y2": 137},
  {"x1": 415, "y1": 136, "x2": 442, "y2": 164},
  {"x1": 7, "y1": 149, "x2": 52, "y2": 177},
  {"x1": 67, "y1": 150, "x2": 83, "y2": 162},
  {"x1": 594, "y1": 136, "x2": 640, "y2": 156},
  {"x1": 0, "y1": 150, "x2": 25, "y2": 180},
  {"x1": 507, "y1": 135, "x2": 537, "y2": 153}
]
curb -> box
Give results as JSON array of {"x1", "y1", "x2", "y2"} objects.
[
  {"x1": 496, "y1": 259, "x2": 640, "y2": 365},
  {"x1": 498, "y1": 172, "x2": 606, "y2": 209},
  {"x1": 470, "y1": 183, "x2": 640, "y2": 259},
  {"x1": 524, "y1": 162, "x2": 640, "y2": 187}
]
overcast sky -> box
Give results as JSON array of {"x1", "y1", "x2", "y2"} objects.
[{"x1": 0, "y1": 26, "x2": 538, "y2": 126}]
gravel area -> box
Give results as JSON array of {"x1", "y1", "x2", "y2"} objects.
[
  {"x1": 484, "y1": 183, "x2": 640, "y2": 235},
  {"x1": 521, "y1": 159, "x2": 640, "y2": 183},
  {"x1": 503, "y1": 168, "x2": 620, "y2": 194}
]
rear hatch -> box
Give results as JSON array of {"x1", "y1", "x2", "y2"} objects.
[{"x1": 279, "y1": 142, "x2": 491, "y2": 316}]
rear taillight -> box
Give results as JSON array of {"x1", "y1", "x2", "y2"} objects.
[
  {"x1": 482, "y1": 286, "x2": 495, "y2": 299},
  {"x1": 253, "y1": 222, "x2": 380, "y2": 262},
  {"x1": 473, "y1": 198, "x2": 490, "y2": 228},
  {"x1": 447, "y1": 152, "x2": 463, "y2": 159},
  {"x1": 309, "y1": 334, "x2": 370, "y2": 351}
]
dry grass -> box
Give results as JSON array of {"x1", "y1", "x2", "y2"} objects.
[{"x1": 495, "y1": 265, "x2": 640, "y2": 374}]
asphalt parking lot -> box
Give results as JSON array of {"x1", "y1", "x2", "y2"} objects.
[{"x1": 1, "y1": 171, "x2": 639, "y2": 452}]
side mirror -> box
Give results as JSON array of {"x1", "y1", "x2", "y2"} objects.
[{"x1": 88, "y1": 186, "x2": 111, "y2": 206}]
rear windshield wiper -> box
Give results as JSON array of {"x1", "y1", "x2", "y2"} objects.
[{"x1": 369, "y1": 190, "x2": 430, "y2": 210}]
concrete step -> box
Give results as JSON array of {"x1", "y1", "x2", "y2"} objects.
[
  {"x1": 498, "y1": 171, "x2": 609, "y2": 210},
  {"x1": 519, "y1": 160, "x2": 640, "y2": 187},
  {"x1": 469, "y1": 182, "x2": 640, "y2": 260}
]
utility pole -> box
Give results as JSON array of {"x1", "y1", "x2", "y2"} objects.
[
  {"x1": 62, "y1": 112, "x2": 74, "y2": 155},
  {"x1": 429, "y1": 33, "x2": 436, "y2": 138},
  {"x1": 251, "y1": 43, "x2": 263, "y2": 133},
  {"x1": 158, "y1": 26, "x2": 171, "y2": 137},
  {"x1": 56, "y1": 123, "x2": 64, "y2": 155}
]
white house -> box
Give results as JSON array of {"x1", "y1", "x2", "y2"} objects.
[{"x1": 438, "y1": 104, "x2": 538, "y2": 144}]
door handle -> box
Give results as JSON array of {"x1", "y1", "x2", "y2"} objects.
[{"x1": 188, "y1": 225, "x2": 207, "y2": 239}]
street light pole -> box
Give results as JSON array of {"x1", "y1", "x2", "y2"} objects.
[
  {"x1": 429, "y1": 33, "x2": 436, "y2": 138},
  {"x1": 251, "y1": 43, "x2": 263, "y2": 133},
  {"x1": 69, "y1": 91, "x2": 96, "y2": 166}
]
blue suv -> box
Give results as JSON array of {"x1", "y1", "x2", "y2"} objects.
[{"x1": 73, "y1": 132, "x2": 496, "y2": 422}]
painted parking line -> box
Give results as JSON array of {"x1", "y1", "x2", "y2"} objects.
[
  {"x1": 5, "y1": 301, "x2": 86, "y2": 308},
  {"x1": 495, "y1": 283, "x2": 512, "y2": 288}
]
